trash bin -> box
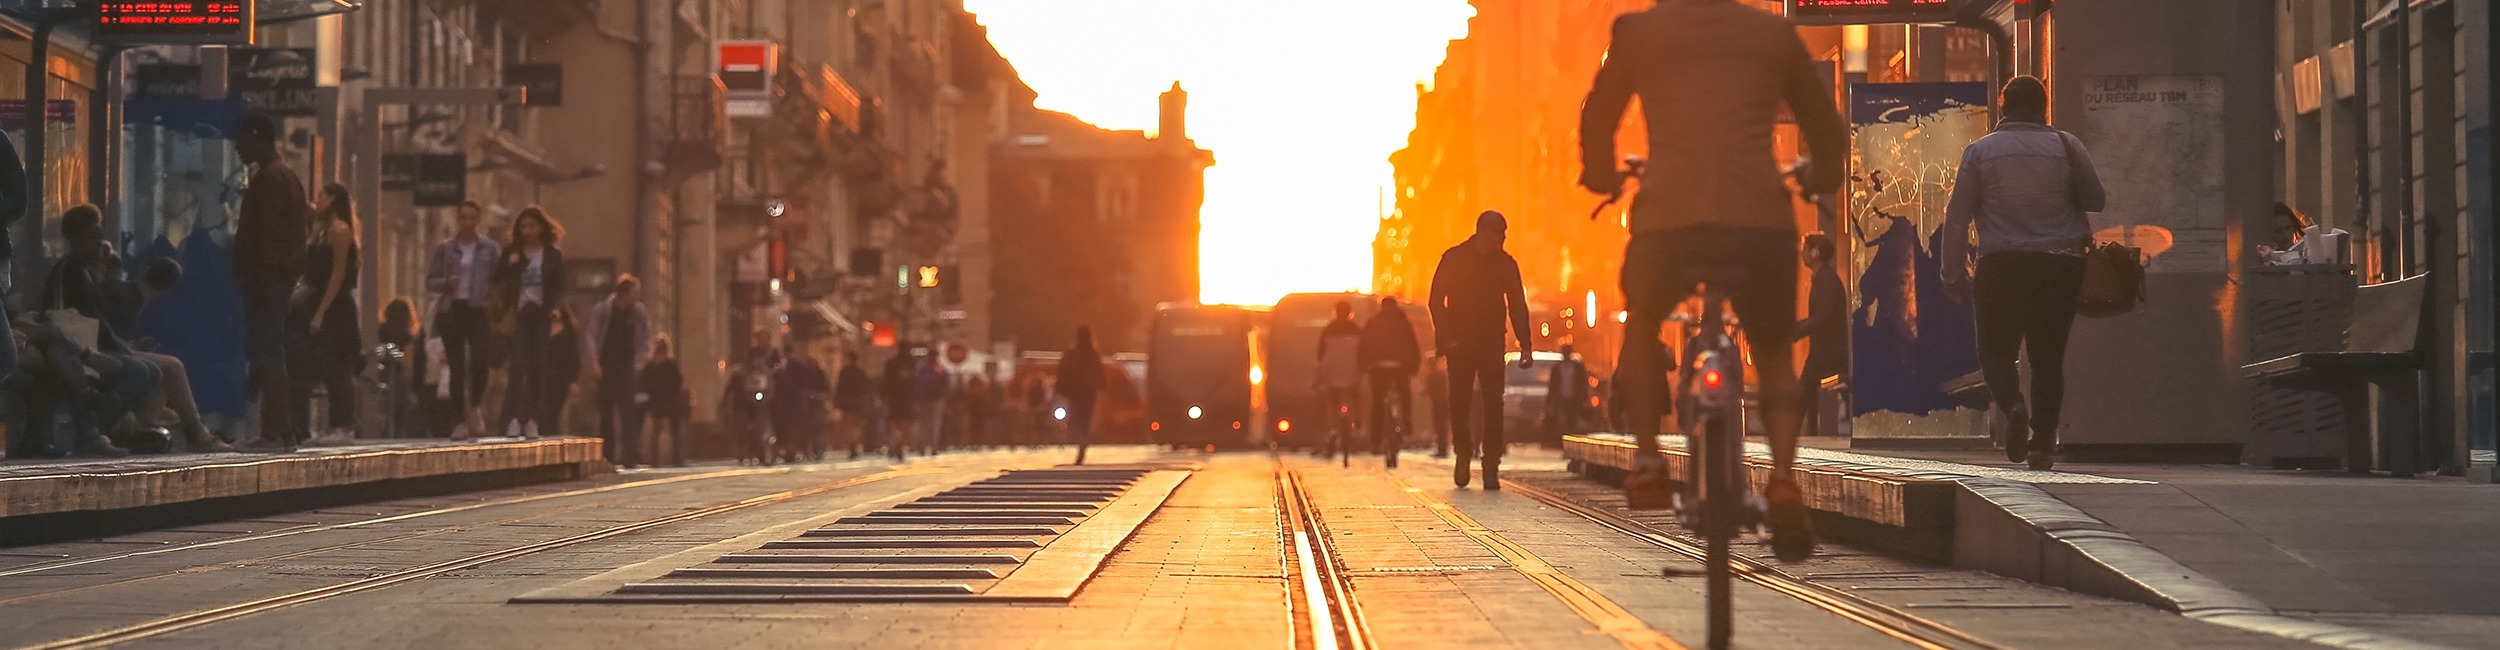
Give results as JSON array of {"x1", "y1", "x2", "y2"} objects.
[{"x1": 2244, "y1": 263, "x2": 2356, "y2": 469}]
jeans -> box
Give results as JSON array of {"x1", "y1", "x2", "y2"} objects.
[
  {"x1": 1446, "y1": 352, "x2": 1505, "y2": 462},
  {"x1": 1974, "y1": 252, "x2": 2087, "y2": 454},
  {"x1": 243, "y1": 282, "x2": 297, "y2": 443},
  {"x1": 435, "y1": 301, "x2": 490, "y2": 417},
  {"x1": 597, "y1": 367, "x2": 643, "y2": 464},
  {"x1": 916, "y1": 399, "x2": 943, "y2": 452},
  {"x1": 1066, "y1": 396, "x2": 1095, "y2": 464},
  {"x1": 500, "y1": 303, "x2": 552, "y2": 430}
]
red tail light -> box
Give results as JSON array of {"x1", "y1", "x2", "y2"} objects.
[
  {"x1": 1277, "y1": 419, "x2": 1293, "y2": 433},
  {"x1": 1703, "y1": 369, "x2": 1725, "y2": 388}
]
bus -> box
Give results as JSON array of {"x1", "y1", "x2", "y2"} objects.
[
  {"x1": 1266, "y1": 293, "x2": 1435, "y2": 450},
  {"x1": 1145, "y1": 304, "x2": 1267, "y2": 449}
]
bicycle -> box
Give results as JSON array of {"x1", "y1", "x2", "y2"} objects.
[
  {"x1": 1602, "y1": 153, "x2": 1778, "y2": 650},
  {"x1": 1672, "y1": 268, "x2": 1753, "y2": 650}
]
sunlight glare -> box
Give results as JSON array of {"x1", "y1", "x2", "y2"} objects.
[{"x1": 966, "y1": 1, "x2": 1476, "y2": 306}]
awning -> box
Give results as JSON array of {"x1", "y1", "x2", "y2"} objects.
[{"x1": 260, "y1": 0, "x2": 363, "y2": 26}]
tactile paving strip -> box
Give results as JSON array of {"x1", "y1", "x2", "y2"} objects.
[{"x1": 512, "y1": 466, "x2": 1188, "y2": 603}]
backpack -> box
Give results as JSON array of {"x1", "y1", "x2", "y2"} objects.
[{"x1": 2076, "y1": 242, "x2": 2146, "y2": 318}]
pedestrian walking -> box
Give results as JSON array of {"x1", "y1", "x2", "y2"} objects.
[
  {"x1": 1939, "y1": 75, "x2": 2107, "y2": 472},
  {"x1": 879, "y1": 351, "x2": 915, "y2": 460},
  {"x1": 232, "y1": 113, "x2": 309, "y2": 449},
  {"x1": 724, "y1": 330, "x2": 780, "y2": 463},
  {"x1": 912, "y1": 352, "x2": 950, "y2": 455},
  {"x1": 1427, "y1": 211, "x2": 1534, "y2": 489},
  {"x1": 288, "y1": 184, "x2": 362, "y2": 446},
  {"x1": 379, "y1": 297, "x2": 434, "y2": 438},
  {"x1": 1055, "y1": 326, "x2": 1105, "y2": 465},
  {"x1": 832, "y1": 352, "x2": 874, "y2": 459},
  {"x1": 492, "y1": 207, "x2": 567, "y2": 439},
  {"x1": 772, "y1": 344, "x2": 830, "y2": 461},
  {"x1": 425, "y1": 201, "x2": 500, "y2": 439},
  {"x1": 1543, "y1": 344, "x2": 1590, "y2": 441},
  {"x1": 1795, "y1": 233, "x2": 1848, "y2": 439},
  {"x1": 639, "y1": 335, "x2": 689, "y2": 466},
  {"x1": 586, "y1": 275, "x2": 651, "y2": 464},
  {"x1": 1359, "y1": 296, "x2": 1421, "y2": 467},
  {"x1": 544, "y1": 306, "x2": 582, "y2": 436}
]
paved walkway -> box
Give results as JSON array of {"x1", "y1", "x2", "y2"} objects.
[{"x1": 1826, "y1": 441, "x2": 2500, "y2": 648}]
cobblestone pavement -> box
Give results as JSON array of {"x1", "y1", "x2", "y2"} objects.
[{"x1": 0, "y1": 446, "x2": 2342, "y2": 649}]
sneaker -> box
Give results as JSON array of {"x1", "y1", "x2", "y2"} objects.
[
  {"x1": 78, "y1": 434, "x2": 131, "y2": 458},
  {"x1": 1482, "y1": 459, "x2": 1500, "y2": 491},
  {"x1": 524, "y1": 421, "x2": 542, "y2": 439},
  {"x1": 1385, "y1": 449, "x2": 1399, "y2": 469},
  {"x1": 2027, "y1": 449, "x2": 2055, "y2": 472},
  {"x1": 1765, "y1": 479, "x2": 1817, "y2": 562},
  {"x1": 186, "y1": 425, "x2": 235, "y2": 453},
  {"x1": 506, "y1": 420, "x2": 523, "y2": 438},
  {"x1": 451, "y1": 422, "x2": 473, "y2": 440},
  {"x1": 1999, "y1": 404, "x2": 2031, "y2": 464}
]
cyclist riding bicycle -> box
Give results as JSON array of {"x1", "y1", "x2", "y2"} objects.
[
  {"x1": 1314, "y1": 301, "x2": 1366, "y2": 457},
  {"x1": 1358, "y1": 296, "x2": 1422, "y2": 468},
  {"x1": 1578, "y1": 0, "x2": 1850, "y2": 562}
]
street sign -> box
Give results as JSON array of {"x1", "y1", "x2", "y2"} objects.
[
  {"x1": 134, "y1": 64, "x2": 203, "y2": 98},
  {"x1": 947, "y1": 343, "x2": 969, "y2": 364},
  {"x1": 413, "y1": 154, "x2": 466, "y2": 207},
  {"x1": 717, "y1": 41, "x2": 777, "y2": 118},
  {"x1": 228, "y1": 47, "x2": 316, "y2": 116},
  {"x1": 1786, "y1": 0, "x2": 1964, "y2": 26},
  {"x1": 0, "y1": 100, "x2": 78, "y2": 129},
  {"x1": 97, "y1": 1, "x2": 255, "y2": 45},
  {"x1": 381, "y1": 154, "x2": 420, "y2": 190},
  {"x1": 504, "y1": 63, "x2": 563, "y2": 107}
]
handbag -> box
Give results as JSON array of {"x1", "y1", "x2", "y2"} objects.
[
  {"x1": 2077, "y1": 242, "x2": 2148, "y2": 317},
  {"x1": 2054, "y1": 131, "x2": 2147, "y2": 317}
]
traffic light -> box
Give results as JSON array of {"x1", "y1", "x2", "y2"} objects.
[{"x1": 917, "y1": 265, "x2": 941, "y2": 288}]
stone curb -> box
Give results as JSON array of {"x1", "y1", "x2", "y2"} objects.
[
  {"x1": 1948, "y1": 475, "x2": 2454, "y2": 650},
  {"x1": 1560, "y1": 434, "x2": 2454, "y2": 650},
  {"x1": 0, "y1": 438, "x2": 606, "y2": 517}
]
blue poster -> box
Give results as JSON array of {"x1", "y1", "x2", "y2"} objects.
[{"x1": 1846, "y1": 82, "x2": 1991, "y2": 441}]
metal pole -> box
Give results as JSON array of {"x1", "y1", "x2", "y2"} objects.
[
  {"x1": 2355, "y1": 0, "x2": 2374, "y2": 265},
  {"x1": 91, "y1": 47, "x2": 123, "y2": 225},
  {"x1": 23, "y1": 16, "x2": 54, "y2": 266},
  {"x1": 2393, "y1": 0, "x2": 2414, "y2": 280}
]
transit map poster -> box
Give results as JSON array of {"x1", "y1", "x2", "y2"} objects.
[{"x1": 1844, "y1": 82, "x2": 1992, "y2": 442}]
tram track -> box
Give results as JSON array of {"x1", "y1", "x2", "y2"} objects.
[
  {"x1": 13, "y1": 466, "x2": 942, "y2": 650},
  {"x1": 1278, "y1": 468, "x2": 1374, "y2": 650},
  {"x1": 1499, "y1": 476, "x2": 2009, "y2": 650}
]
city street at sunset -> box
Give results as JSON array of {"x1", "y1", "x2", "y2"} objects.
[{"x1": 0, "y1": 1, "x2": 2496, "y2": 649}]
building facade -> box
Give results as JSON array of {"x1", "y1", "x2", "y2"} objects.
[{"x1": 989, "y1": 84, "x2": 1211, "y2": 355}]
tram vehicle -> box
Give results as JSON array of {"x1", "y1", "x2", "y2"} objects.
[
  {"x1": 1146, "y1": 303, "x2": 1268, "y2": 448},
  {"x1": 1266, "y1": 293, "x2": 1436, "y2": 450}
]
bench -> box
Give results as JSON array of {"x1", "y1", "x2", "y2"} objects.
[{"x1": 2240, "y1": 275, "x2": 2426, "y2": 476}]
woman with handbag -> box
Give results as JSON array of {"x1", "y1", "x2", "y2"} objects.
[
  {"x1": 491, "y1": 207, "x2": 567, "y2": 439},
  {"x1": 292, "y1": 184, "x2": 363, "y2": 446},
  {"x1": 1939, "y1": 76, "x2": 2109, "y2": 471}
]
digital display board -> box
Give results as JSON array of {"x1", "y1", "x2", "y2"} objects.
[
  {"x1": 97, "y1": 2, "x2": 256, "y2": 45},
  {"x1": 1787, "y1": 0, "x2": 1960, "y2": 26}
]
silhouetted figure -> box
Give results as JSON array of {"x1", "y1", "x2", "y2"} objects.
[
  {"x1": 1578, "y1": 0, "x2": 1850, "y2": 562},
  {"x1": 1056, "y1": 326, "x2": 1106, "y2": 465},
  {"x1": 1940, "y1": 76, "x2": 2106, "y2": 472},
  {"x1": 1427, "y1": 211, "x2": 1533, "y2": 489},
  {"x1": 233, "y1": 113, "x2": 310, "y2": 449}
]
